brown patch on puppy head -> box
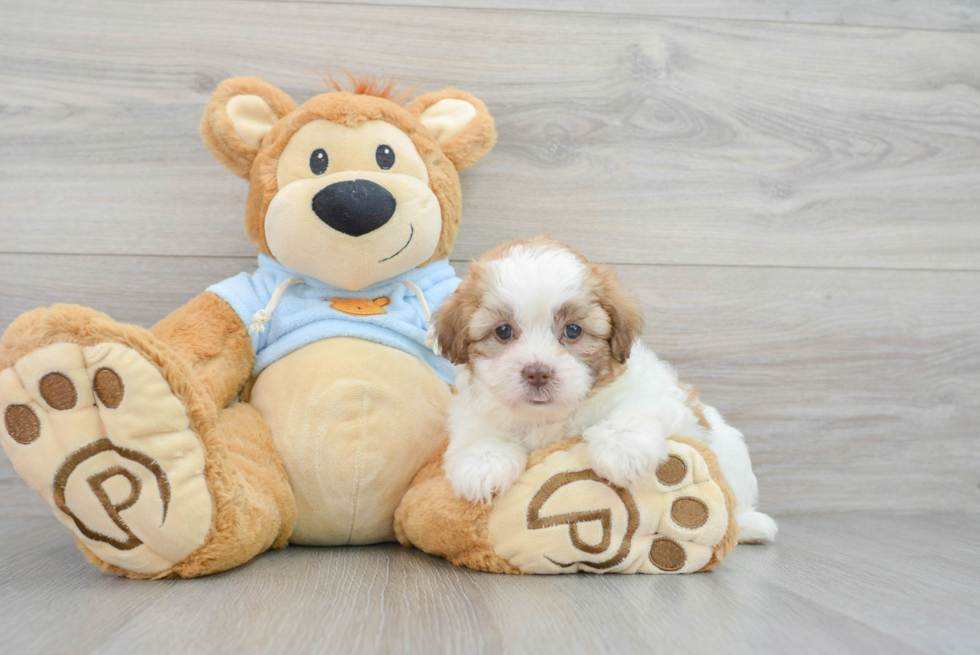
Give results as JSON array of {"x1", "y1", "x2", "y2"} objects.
[
  {"x1": 582, "y1": 339, "x2": 628, "y2": 392},
  {"x1": 587, "y1": 263, "x2": 644, "y2": 365},
  {"x1": 552, "y1": 296, "x2": 623, "y2": 392},
  {"x1": 434, "y1": 259, "x2": 491, "y2": 365}
]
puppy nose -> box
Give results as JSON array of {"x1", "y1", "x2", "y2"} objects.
[
  {"x1": 311, "y1": 179, "x2": 397, "y2": 237},
  {"x1": 522, "y1": 363, "x2": 553, "y2": 388}
]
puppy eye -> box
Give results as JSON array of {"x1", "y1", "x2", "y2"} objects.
[
  {"x1": 494, "y1": 325, "x2": 514, "y2": 341},
  {"x1": 310, "y1": 149, "x2": 328, "y2": 175},
  {"x1": 376, "y1": 144, "x2": 395, "y2": 170},
  {"x1": 563, "y1": 324, "x2": 582, "y2": 340}
]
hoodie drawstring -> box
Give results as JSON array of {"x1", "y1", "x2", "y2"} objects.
[
  {"x1": 249, "y1": 276, "x2": 303, "y2": 334},
  {"x1": 403, "y1": 280, "x2": 441, "y2": 357}
]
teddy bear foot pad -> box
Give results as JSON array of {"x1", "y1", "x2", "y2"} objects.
[
  {"x1": 0, "y1": 342, "x2": 212, "y2": 574},
  {"x1": 490, "y1": 439, "x2": 735, "y2": 574},
  {"x1": 395, "y1": 436, "x2": 739, "y2": 575}
]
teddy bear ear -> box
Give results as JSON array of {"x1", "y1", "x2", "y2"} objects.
[
  {"x1": 406, "y1": 89, "x2": 497, "y2": 170},
  {"x1": 199, "y1": 77, "x2": 298, "y2": 178}
]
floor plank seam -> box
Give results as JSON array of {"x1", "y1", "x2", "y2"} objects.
[
  {"x1": 3, "y1": 251, "x2": 980, "y2": 275},
  {"x1": 231, "y1": 0, "x2": 980, "y2": 36}
]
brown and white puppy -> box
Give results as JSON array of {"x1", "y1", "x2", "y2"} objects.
[{"x1": 434, "y1": 236, "x2": 777, "y2": 543}]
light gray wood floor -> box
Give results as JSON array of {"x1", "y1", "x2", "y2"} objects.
[{"x1": 1, "y1": 514, "x2": 977, "y2": 655}]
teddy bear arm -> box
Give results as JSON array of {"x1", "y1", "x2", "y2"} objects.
[{"x1": 150, "y1": 291, "x2": 254, "y2": 408}]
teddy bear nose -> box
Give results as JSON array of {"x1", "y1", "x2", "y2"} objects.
[{"x1": 311, "y1": 179, "x2": 397, "y2": 237}]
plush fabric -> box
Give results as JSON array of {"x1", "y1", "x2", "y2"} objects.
[
  {"x1": 199, "y1": 77, "x2": 298, "y2": 179},
  {"x1": 406, "y1": 89, "x2": 498, "y2": 171},
  {"x1": 248, "y1": 337, "x2": 451, "y2": 545},
  {"x1": 244, "y1": 91, "x2": 474, "y2": 263},
  {"x1": 150, "y1": 291, "x2": 255, "y2": 408},
  {"x1": 395, "y1": 436, "x2": 739, "y2": 575},
  {"x1": 394, "y1": 439, "x2": 521, "y2": 574},
  {"x1": 267, "y1": 117, "x2": 447, "y2": 289},
  {"x1": 208, "y1": 255, "x2": 460, "y2": 384},
  {"x1": 0, "y1": 305, "x2": 295, "y2": 579}
]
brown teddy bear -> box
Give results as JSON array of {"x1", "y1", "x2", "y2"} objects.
[
  {"x1": 0, "y1": 75, "x2": 738, "y2": 578},
  {"x1": 0, "y1": 75, "x2": 496, "y2": 578}
]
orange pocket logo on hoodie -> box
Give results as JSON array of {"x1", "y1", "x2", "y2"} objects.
[{"x1": 328, "y1": 297, "x2": 390, "y2": 316}]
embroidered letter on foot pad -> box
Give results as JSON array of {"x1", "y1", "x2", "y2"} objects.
[{"x1": 487, "y1": 440, "x2": 734, "y2": 574}]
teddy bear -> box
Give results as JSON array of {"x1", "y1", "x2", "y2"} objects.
[
  {"x1": 0, "y1": 75, "x2": 496, "y2": 578},
  {"x1": 0, "y1": 75, "x2": 739, "y2": 579}
]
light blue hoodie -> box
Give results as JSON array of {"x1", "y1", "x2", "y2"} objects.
[{"x1": 208, "y1": 255, "x2": 460, "y2": 384}]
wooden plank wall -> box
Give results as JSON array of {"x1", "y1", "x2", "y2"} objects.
[{"x1": 1, "y1": 0, "x2": 978, "y2": 517}]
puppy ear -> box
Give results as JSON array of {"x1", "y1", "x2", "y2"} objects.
[
  {"x1": 433, "y1": 288, "x2": 473, "y2": 366},
  {"x1": 433, "y1": 262, "x2": 489, "y2": 365},
  {"x1": 406, "y1": 89, "x2": 497, "y2": 170},
  {"x1": 593, "y1": 264, "x2": 644, "y2": 364},
  {"x1": 199, "y1": 77, "x2": 298, "y2": 178}
]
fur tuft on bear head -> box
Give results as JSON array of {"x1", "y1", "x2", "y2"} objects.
[{"x1": 200, "y1": 76, "x2": 496, "y2": 291}]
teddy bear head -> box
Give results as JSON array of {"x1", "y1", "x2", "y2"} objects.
[{"x1": 199, "y1": 76, "x2": 496, "y2": 290}]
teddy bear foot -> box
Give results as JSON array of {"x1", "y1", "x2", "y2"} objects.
[
  {"x1": 0, "y1": 305, "x2": 296, "y2": 579},
  {"x1": 0, "y1": 338, "x2": 213, "y2": 575},
  {"x1": 395, "y1": 436, "x2": 740, "y2": 574}
]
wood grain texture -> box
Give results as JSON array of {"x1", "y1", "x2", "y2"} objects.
[
  {"x1": 615, "y1": 264, "x2": 980, "y2": 516},
  {"x1": 2, "y1": 0, "x2": 979, "y2": 269},
  {"x1": 2, "y1": 254, "x2": 978, "y2": 516},
  {"x1": 1, "y1": 2, "x2": 977, "y2": 651},
  {"x1": 265, "y1": 0, "x2": 980, "y2": 33},
  {"x1": 0, "y1": 514, "x2": 977, "y2": 654}
]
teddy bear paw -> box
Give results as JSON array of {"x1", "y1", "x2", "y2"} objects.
[
  {"x1": 485, "y1": 438, "x2": 736, "y2": 574},
  {"x1": 0, "y1": 342, "x2": 212, "y2": 575}
]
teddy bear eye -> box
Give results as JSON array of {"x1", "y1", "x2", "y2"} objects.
[
  {"x1": 310, "y1": 149, "x2": 328, "y2": 175},
  {"x1": 376, "y1": 144, "x2": 395, "y2": 170}
]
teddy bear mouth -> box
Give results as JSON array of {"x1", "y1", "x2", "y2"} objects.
[{"x1": 379, "y1": 224, "x2": 414, "y2": 263}]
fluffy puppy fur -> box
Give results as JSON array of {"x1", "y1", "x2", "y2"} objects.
[{"x1": 434, "y1": 236, "x2": 777, "y2": 543}]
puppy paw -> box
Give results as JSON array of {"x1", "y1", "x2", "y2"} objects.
[
  {"x1": 446, "y1": 441, "x2": 527, "y2": 504},
  {"x1": 584, "y1": 421, "x2": 669, "y2": 488}
]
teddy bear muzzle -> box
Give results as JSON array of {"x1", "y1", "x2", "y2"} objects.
[{"x1": 311, "y1": 179, "x2": 397, "y2": 237}]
